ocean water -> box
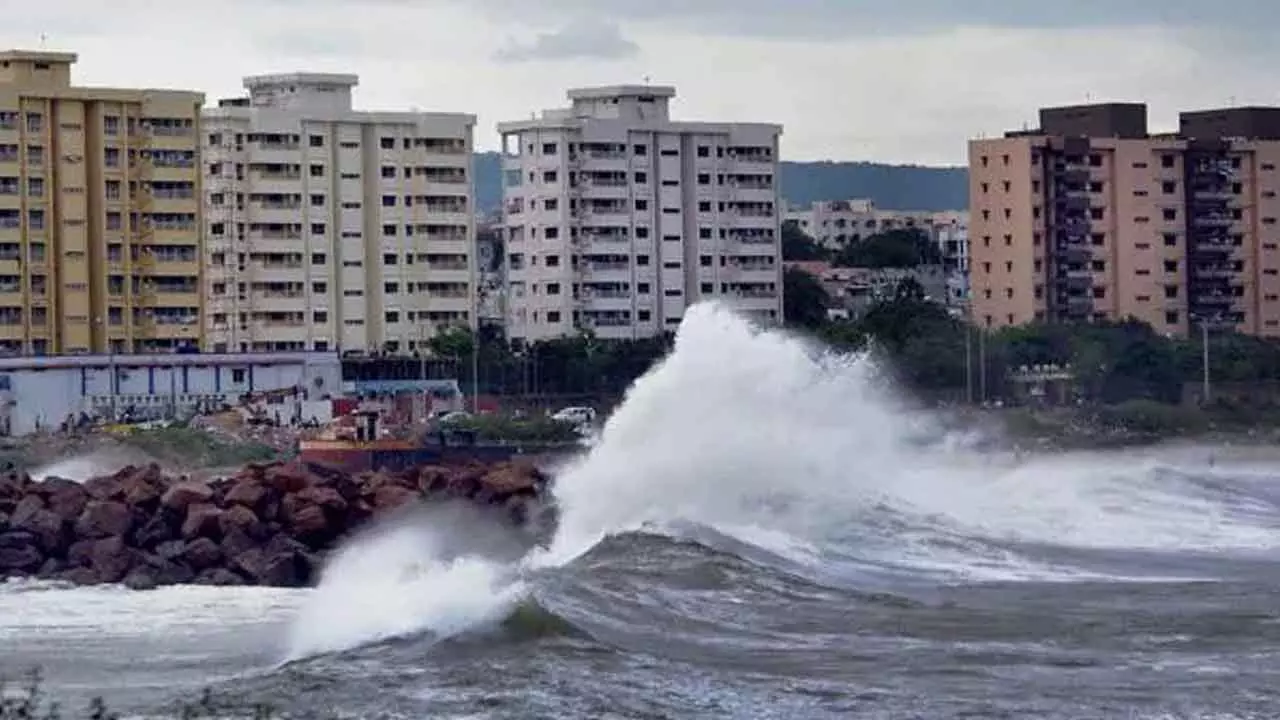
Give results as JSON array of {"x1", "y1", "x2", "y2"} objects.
[{"x1": 4, "y1": 303, "x2": 1280, "y2": 719}]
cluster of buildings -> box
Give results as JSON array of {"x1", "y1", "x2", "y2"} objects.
[
  {"x1": 968, "y1": 102, "x2": 1280, "y2": 338},
  {"x1": 783, "y1": 200, "x2": 971, "y2": 316},
  {"x1": 0, "y1": 49, "x2": 786, "y2": 433}
]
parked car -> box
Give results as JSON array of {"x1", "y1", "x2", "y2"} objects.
[{"x1": 551, "y1": 406, "x2": 597, "y2": 426}]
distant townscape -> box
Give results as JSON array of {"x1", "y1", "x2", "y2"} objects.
[{"x1": 1, "y1": 45, "x2": 1272, "y2": 440}]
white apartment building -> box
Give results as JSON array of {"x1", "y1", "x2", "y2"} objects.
[
  {"x1": 497, "y1": 85, "x2": 783, "y2": 341},
  {"x1": 202, "y1": 73, "x2": 476, "y2": 354}
]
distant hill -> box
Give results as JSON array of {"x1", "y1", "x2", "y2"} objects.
[{"x1": 473, "y1": 152, "x2": 968, "y2": 215}]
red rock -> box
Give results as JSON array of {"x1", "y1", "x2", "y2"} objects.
[
  {"x1": 371, "y1": 485, "x2": 419, "y2": 511},
  {"x1": 194, "y1": 568, "x2": 245, "y2": 586},
  {"x1": 46, "y1": 485, "x2": 88, "y2": 521},
  {"x1": 81, "y1": 474, "x2": 122, "y2": 501},
  {"x1": 286, "y1": 504, "x2": 328, "y2": 539},
  {"x1": 263, "y1": 464, "x2": 311, "y2": 493},
  {"x1": 10, "y1": 495, "x2": 45, "y2": 523},
  {"x1": 218, "y1": 504, "x2": 264, "y2": 539},
  {"x1": 11, "y1": 507, "x2": 65, "y2": 554},
  {"x1": 120, "y1": 475, "x2": 160, "y2": 508},
  {"x1": 0, "y1": 531, "x2": 41, "y2": 572},
  {"x1": 87, "y1": 536, "x2": 134, "y2": 583},
  {"x1": 223, "y1": 480, "x2": 267, "y2": 509},
  {"x1": 74, "y1": 501, "x2": 133, "y2": 539},
  {"x1": 220, "y1": 526, "x2": 258, "y2": 559},
  {"x1": 482, "y1": 462, "x2": 543, "y2": 494},
  {"x1": 161, "y1": 481, "x2": 214, "y2": 512},
  {"x1": 33, "y1": 476, "x2": 81, "y2": 498},
  {"x1": 0, "y1": 473, "x2": 25, "y2": 500},
  {"x1": 181, "y1": 503, "x2": 223, "y2": 540},
  {"x1": 416, "y1": 466, "x2": 453, "y2": 494},
  {"x1": 181, "y1": 537, "x2": 222, "y2": 571},
  {"x1": 295, "y1": 485, "x2": 347, "y2": 514}
]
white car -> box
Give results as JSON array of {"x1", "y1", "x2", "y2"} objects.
[{"x1": 551, "y1": 406, "x2": 597, "y2": 426}]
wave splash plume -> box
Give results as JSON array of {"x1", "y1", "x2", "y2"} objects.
[{"x1": 283, "y1": 300, "x2": 1280, "y2": 664}]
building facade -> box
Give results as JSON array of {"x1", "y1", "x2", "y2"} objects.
[
  {"x1": 202, "y1": 73, "x2": 476, "y2": 354},
  {"x1": 0, "y1": 50, "x2": 204, "y2": 356},
  {"x1": 786, "y1": 199, "x2": 967, "y2": 252},
  {"x1": 969, "y1": 103, "x2": 1280, "y2": 337},
  {"x1": 0, "y1": 350, "x2": 341, "y2": 436},
  {"x1": 786, "y1": 200, "x2": 970, "y2": 312},
  {"x1": 497, "y1": 85, "x2": 783, "y2": 341}
]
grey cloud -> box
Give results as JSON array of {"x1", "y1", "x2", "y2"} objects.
[
  {"x1": 493, "y1": 20, "x2": 639, "y2": 62},
  {"x1": 439, "y1": 0, "x2": 1280, "y2": 40}
]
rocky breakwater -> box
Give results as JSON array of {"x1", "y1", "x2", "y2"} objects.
[{"x1": 0, "y1": 459, "x2": 550, "y2": 589}]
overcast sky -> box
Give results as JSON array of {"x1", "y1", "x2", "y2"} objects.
[{"x1": 3, "y1": 0, "x2": 1276, "y2": 165}]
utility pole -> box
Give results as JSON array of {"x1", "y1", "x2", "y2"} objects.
[
  {"x1": 470, "y1": 332, "x2": 480, "y2": 414},
  {"x1": 964, "y1": 323, "x2": 973, "y2": 404},
  {"x1": 1201, "y1": 319, "x2": 1212, "y2": 405},
  {"x1": 977, "y1": 328, "x2": 987, "y2": 405}
]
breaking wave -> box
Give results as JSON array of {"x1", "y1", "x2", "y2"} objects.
[{"x1": 283, "y1": 301, "x2": 1280, "y2": 662}]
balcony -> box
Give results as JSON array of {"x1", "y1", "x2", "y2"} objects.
[{"x1": 1191, "y1": 214, "x2": 1233, "y2": 228}]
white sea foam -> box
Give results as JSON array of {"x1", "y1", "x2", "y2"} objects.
[{"x1": 279, "y1": 301, "x2": 1280, "y2": 658}]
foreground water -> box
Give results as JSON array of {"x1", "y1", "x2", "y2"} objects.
[{"x1": 4, "y1": 304, "x2": 1280, "y2": 719}]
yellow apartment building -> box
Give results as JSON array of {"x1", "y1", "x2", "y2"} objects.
[
  {"x1": 970, "y1": 102, "x2": 1280, "y2": 338},
  {"x1": 0, "y1": 50, "x2": 203, "y2": 355}
]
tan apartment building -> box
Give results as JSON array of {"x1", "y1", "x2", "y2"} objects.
[
  {"x1": 0, "y1": 50, "x2": 203, "y2": 356},
  {"x1": 969, "y1": 102, "x2": 1280, "y2": 338},
  {"x1": 202, "y1": 73, "x2": 476, "y2": 354}
]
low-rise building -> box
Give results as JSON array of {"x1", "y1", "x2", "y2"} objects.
[
  {"x1": 786, "y1": 261, "x2": 950, "y2": 318},
  {"x1": 0, "y1": 351, "x2": 341, "y2": 435}
]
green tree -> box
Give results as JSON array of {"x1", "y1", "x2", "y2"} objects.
[
  {"x1": 781, "y1": 220, "x2": 827, "y2": 261},
  {"x1": 832, "y1": 228, "x2": 941, "y2": 268},
  {"x1": 782, "y1": 266, "x2": 831, "y2": 329},
  {"x1": 426, "y1": 326, "x2": 474, "y2": 359}
]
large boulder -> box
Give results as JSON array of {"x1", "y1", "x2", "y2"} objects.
[
  {"x1": 223, "y1": 479, "x2": 267, "y2": 509},
  {"x1": 45, "y1": 482, "x2": 88, "y2": 522},
  {"x1": 263, "y1": 463, "x2": 312, "y2": 494},
  {"x1": 10, "y1": 505, "x2": 66, "y2": 554},
  {"x1": 371, "y1": 485, "x2": 419, "y2": 512},
  {"x1": 75, "y1": 501, "x2": 133, "y2": 540},
  {"x1": 0, "y1": 530, "x2": 42, "y2": 572},
  {"x1": 85, "y1": 536, "x2": 135, "y2": 583},
  {"x1": 181, "y1": 537, "x2": 222, "y2": 571},
  {"x1": 218, "y1": 504, "x2": 265, "y2": 540},
  {"x1": 0, "y1": 472, "x2": 26, "y2": 501},
  {"x1": 181, "y1": 503, "x2": 224, "y2": 540},
  {"x1": 161, "y1": 481, "x2": 214, "y2": 513}
]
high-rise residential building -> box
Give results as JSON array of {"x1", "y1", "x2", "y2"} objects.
[
  {"x1": 969, "y1": 102, "x2": 1280, "y2": 338},
  {"x1": 0, "y1": 50, "x2": 203, "y2": 355},
  {"x1": 202, "y1": 73, "x2": 476, "y2": 354},
  {"x1": 497, "y1": 85, "x2": 783, "y2": 341}
]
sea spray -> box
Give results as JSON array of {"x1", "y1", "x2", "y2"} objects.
[
  {"x1": 283, "y1": 502, "x2": 531, "y2": 661},
  {"x1": 282, "y1": 301, "x2": 1280, "y2": 659}
]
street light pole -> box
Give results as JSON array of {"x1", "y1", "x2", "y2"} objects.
[
  {"x1": 964, "y1": 323, "x2": 973, "y2": 404},
  {"x1": 470, "y1": 333, "x2": 479, "y2": 414},
  {"x1": 1201, "y1": 319, "x2": 1211, "y2": 406},
  {"x1": 977, "y1": 328, "x2": 987, "y2": 405}
]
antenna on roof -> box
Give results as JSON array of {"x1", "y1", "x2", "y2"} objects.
[
  {"x1": 1085, "y1": 92, "x2": 1093, "y2": 103},
  {"x1": 38, "y1": 33, "x2": 47, "y2": 48},
  {"x1": 643, "y1": 75, "x2": 651, "y2": 84}
]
